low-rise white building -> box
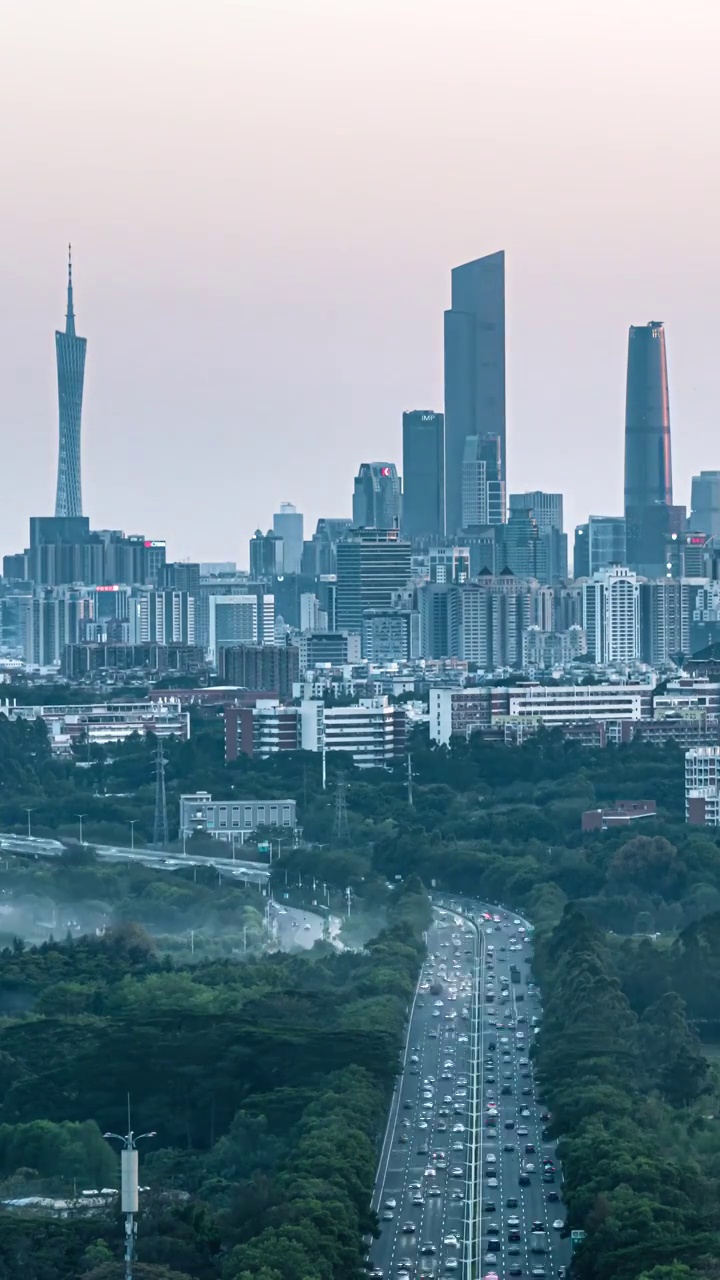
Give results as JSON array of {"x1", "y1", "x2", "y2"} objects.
[{"x1": 1, "y1": 699, "x2": 189, "y2": 750}]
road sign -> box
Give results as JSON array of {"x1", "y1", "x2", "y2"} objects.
[{"x1": 570, "y1": 1231, "x2": 586, "y2": 1250}]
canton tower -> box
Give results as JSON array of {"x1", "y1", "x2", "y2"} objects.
[{"x1": 54, "y1": 245, "x2": 87, "y2": 518}]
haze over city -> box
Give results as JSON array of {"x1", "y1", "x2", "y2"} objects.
[{"x1": 2, "y1": 0, "x2": 720, "y2": 563}]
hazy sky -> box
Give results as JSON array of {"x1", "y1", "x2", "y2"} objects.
[{"x1": 2, "y1": 0, "x2": 720, "y2": 567}]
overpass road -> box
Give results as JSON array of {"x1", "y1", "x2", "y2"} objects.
[{"x1": 368, "y1": 901, "x2": 571, "y2": 1280}]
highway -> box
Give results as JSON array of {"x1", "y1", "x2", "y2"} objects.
[
  {"x1": 368, "y1": 902, "x2": 571, "y2": 1280},
  {"x1": 0, "y1": 832, "x2": 270, "y2": 883}
]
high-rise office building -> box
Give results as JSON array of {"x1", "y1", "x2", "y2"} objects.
[
  {"x1": 336, "y1": 527, "x2": 412, "y2": 636},
  {"x1": 624, "y1": 322, "x2": 675, "y2": 576},
  {"x1": 54, "y1": 248, "x2": 87, "y2": 519},
  {"x1": 444, "y1": 251, "x2": 506, "y2": 534},
  {"x1": 573, "y1": 524, "x2": 590, "y2": 578},
  {"x1": 402, "y1": 411, "x2": 444, "y2": 540},
  {"x1": 428, "y1": 546, "x2": 470, "y2": 584},
  {"x1": 509, "y1": 491, "x2": 567, "y2": 583},
  {"x1": 461, "y1": 434, "x2": 505, "y2": 528},
  {"x1": 301, "y1": 519, "x2": 352, "y2": 577},
  {"x1": 208, "y1": 593, "x2": 275, "y2": 660},
  {"x1": 575, "y1": 515, "x2": 627, "y2": 578},
  {"x1": 249, "y1": 530, "x2": 283, "y2": 579},
  {"x1": 509, "y1": 492, "x2": 563, "y2": 533},
  {"x1": 273, "y1": 503, "x2": 304, "y2": 574},
  {"x1": 352, "y1": 463, "x2": 402, "y2": 529},
  {"x1": 690, "y1": 472, "x2": 720, "y2": 537}
]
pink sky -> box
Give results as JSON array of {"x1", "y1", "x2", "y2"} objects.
[{"x1": 2, "y1": 0, "x2": 719, "y2": 564}]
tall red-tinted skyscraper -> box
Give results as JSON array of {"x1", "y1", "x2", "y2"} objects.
[
  {"x1": 623, "y1": 321, "x2": 680, "y2": 576},
  {"x1": 444, "y1": 251, "x2": 506, "y2": 535}
]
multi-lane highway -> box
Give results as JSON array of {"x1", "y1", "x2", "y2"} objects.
[{"x1": 368, "y1": 902, "x2": 570, "y2": 1280}]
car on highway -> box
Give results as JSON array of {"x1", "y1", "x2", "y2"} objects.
[
  {"x1": 484, "y1": 1254, "x2": 498, "y2": 1265},
  {"x1": 420, "y1": 1244, "x2": 436, "y2": 1256},
  {"x1": 553, "y1": 1220, "x2": 564, "y2": 1230},
  {"x1": 444, "y1": 1260, "x2": 459, "y2": 1271},
  {"x1": 381, "y1": 1208, "x2": 394, "y2": 1221},
  {"x1": 401, "y1": 1222, "x2": 416, "y2": 1233}
]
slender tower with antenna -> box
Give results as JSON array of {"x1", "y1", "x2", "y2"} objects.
[
  {"x1": 152, "y1": 739, "x2": 169, "y2": 851},
  {"x1": 55, "y1": 244, "x2": 87, "y2": 518}
]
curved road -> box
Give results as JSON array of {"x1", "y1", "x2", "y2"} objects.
[{"x1": 368, "y1": 900, "x2": 571, "y2": 1280}]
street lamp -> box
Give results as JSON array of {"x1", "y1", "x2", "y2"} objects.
[
  {"x1": 76, "y1": 814, "x2": 87, "y2": 845},
  {"x1": 129, "y1": 820, "x2": 137, "y2": 851},
  {"x1": 24, "y1": 808, "x2": 35, "y2": 838},
  {"x1": 104, "y1": 1104, "x2": 156, "y2": 1280}
]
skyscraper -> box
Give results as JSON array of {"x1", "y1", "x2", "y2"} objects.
[
  {"x1": 444, "y1": 251, "x2": 506, "y2": 534},
  {"x1": 352, "y1": 462, "x2": 402, "y2": 529},
  {"x1": 624, "y1": 321, "x2": 674, "y2": 576},
  {"x1": 336, "y1": 527, "x2": 412, "y2": 636},
  {"x1": 402, "y1": 411, "x2": 444, "y2": 539},
  {"x1": 690, "y1": 472, "x2": 720, "y2": 537},
  {"x1": 273, "y1": 502, "x2": 304, "y2": 574},
  {"x1": 509, "y1": 491, "x2": 563, "y2": 534},
  {"x1": 55, "y1": 247, "x2": 87, "y2": 519},
  {"x1": 461, "y1": 434, "x2": 505, "y2": 528},
  {"x1": 508, "y1": 492, "x2": 567, "y2": 583},
  {"x1": 587, "y1": 516, "x2": 627, "y2": 576}
]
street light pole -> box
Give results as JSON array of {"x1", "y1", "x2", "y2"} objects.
[
  {"x1": 129, "y1": 820, "x2": 137, "y2": 851},
  {"x1": 103, "y1": 1099, "x2": 156, "y2": 1280},
  {"x1": 24, "y1": 808, "x2": 34, "y2": 838},
  {"x1": 76, "y1": 813, "x2": 87, "y2": 845}
]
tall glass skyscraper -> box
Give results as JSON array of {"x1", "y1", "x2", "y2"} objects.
[
  {"x1": 352, "y1": 462, "x2": 402, "y2": 529},
  {"x1": 444, "y1": 251, "x2": 506, "y2": 534},
  {"x1": 623, "y1": 321, "x2": 674, "y2": 575},
  {"x1": 54, "y1": 247, "x2": 87, "y2": 518},
  {"x1": 402, "y1": 410, "x2": 444, "y2": 540},
  {"x1": 690, "y1": 472, "x2": 720, "y2": 537}
]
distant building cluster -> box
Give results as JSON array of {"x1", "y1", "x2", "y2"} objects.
[{"x1": 5, "y1": 248, "x2": 720, "y2": 825}]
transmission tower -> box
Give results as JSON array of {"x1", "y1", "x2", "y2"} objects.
[
  {"x1": 333, "y1": 775, "x2": 350, "y2": 844},
  {"x1": 152, "y1": 739, "x2": 169, "y2": 850}
]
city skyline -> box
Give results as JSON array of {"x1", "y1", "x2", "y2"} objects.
[{"x1": 2, "y1": 1, "x2": 720, "y2": 563}]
